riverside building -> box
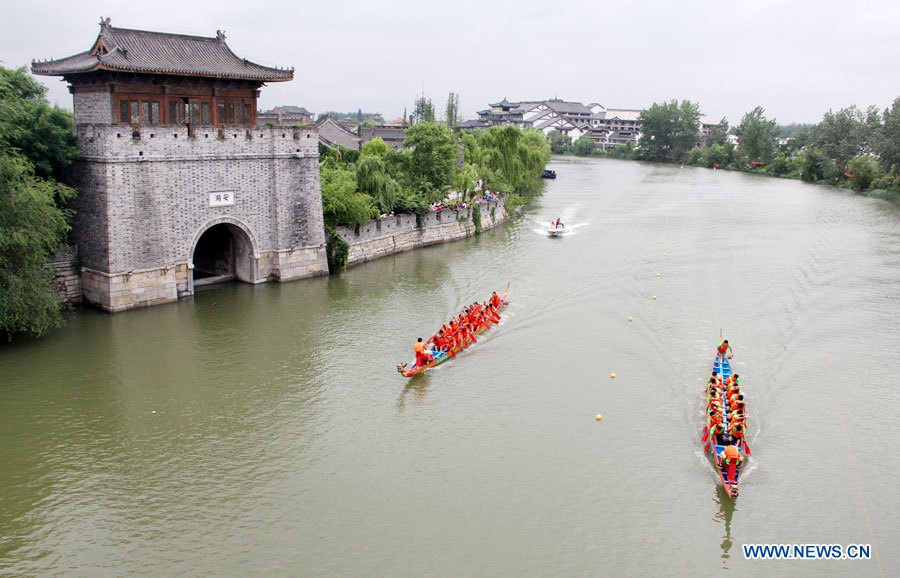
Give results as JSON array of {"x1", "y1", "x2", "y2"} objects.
[{"x1": 32, "y1": 18, "x2": 328, "y2": 312}]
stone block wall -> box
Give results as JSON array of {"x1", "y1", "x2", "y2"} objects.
[
  {"x1": 81, "y1": 267, "x2": 178, "y2": 313},
  {"x1": 335, "y1": 196, "x2": 508, "y2": 266},
  {"x1": 50, "y1": 261, "x2": 82, "y2": 306},
  {"x1": 73, "y1": 88, "x2": 114, "y2": 124}
]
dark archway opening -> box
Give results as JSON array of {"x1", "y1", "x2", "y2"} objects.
[{"x1": 192, "y1": 223, "x2": 254, "y2": 287}]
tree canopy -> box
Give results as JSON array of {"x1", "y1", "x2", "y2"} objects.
[
  {"x1": 0, "y1": 65, "x2": 78, "y2": 339},
  {"x1": 637, "y1": 100, "x2": 701, "y2": 162},
  {"x1": 547, "y1": 131, "x2": 572, "y2": 154},
  {"x1": 402, "y1": 122, "x2": 457, "y2": 202},
  {"x1": 320, "y1": 162, "x2": 376, "y2": 228},
  {"x1": 736, "y1": 106, "x2": 778, "y2": 163},
  {"x1": 813, "y1": 105, "x2": 873, "y2": 172}
]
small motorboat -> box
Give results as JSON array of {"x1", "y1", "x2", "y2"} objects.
[
  {"x1": 547, "y1": 226, "x2": 565, "y2": 237},
  {"x1": 541, "y1": 170, "x2": 557, "y2": 179}
]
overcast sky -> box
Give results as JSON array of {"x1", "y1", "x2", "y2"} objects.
[{"x1": 7, "y1": 0, "x2": 900, "y2": 125}]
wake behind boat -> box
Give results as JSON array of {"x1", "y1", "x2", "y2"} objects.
[
  {"x1": 701, "y1": 339, "x2": 749, "y2": 498},
  {"x1": 547, "y1": 226, "x2": 565, "y2": 237},
  {"x1": 396, "y1": 285, "x2": 510, "y2": 378}
]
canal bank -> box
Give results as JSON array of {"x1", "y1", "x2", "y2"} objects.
[{"x1": 333, "y1": 195, "x2": 508, "y2": 267}]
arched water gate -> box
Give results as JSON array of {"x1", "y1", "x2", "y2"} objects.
[{"x1": 188, "y1": 218, "x2": 260, "y2": 293}]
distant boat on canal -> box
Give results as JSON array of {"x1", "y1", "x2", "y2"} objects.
[{"x1": 541, "y1": 169, "x2": 557, "y2": 179}]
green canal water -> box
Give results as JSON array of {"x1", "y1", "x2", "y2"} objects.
[{"x1": 2, "y1": 157, "x2": 899, "y2": 576}]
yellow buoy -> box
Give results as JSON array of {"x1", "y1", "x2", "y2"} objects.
[
  {"x1": 652, "y1": 296, "x2": 657, "y2": 300},
  {"x1": 628, "y1": 317, "x2": 633, "y2": 322},
  {"x1": 664, "y1": 253, "x2": 667, "y2": 256},
  {"x1": 657, "y1": 273, "x2": 661, "y2": 277},
  {"x1": 596, "y1": 414, "x2": 603, "y2": 421},
  {"x1": 610, "y1": 373, "x2": 616, "y2": 379}
]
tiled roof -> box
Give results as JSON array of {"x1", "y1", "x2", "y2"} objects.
[
  {"x1": 31, "y1": 18, "x2": 292, "y2": 82},
  {"x1": 371, "y1": 127, "x2": 406, "y2": 139},
  {"x1": 274, "y1": 106, "x2": 311, "y2": 114},
  {"x1": 534, "y1": 117, "x2": 576, "y2": 130},
  {"x1": 489, "y1": 97, "x2": 517, "y2": 107},
  {"x1": 457, "y1": 119, "x2": 490, "y2": 129},
  {"x1": 314, "y1": 115, "x2": 357, "y2": 135},
  {"x1": 545, "y1": 99, "x2": 592, "y2": 115}
]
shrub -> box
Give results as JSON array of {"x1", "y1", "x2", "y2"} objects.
[
  {"x1": 846, "y1": 155, "x2": 880, "y2": 192},
  {"x1": 325, "y1": 228, "x2": 349, "y2": 274},
  {"x1": 800, "y1": 147, "x2": 835, "y2": 183}
]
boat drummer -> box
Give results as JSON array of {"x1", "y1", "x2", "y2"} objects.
[{"x1": 717, "y1": 340, "x2": 734, "y2": 360}]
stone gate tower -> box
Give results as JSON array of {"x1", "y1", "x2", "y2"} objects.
[{"x1": 32, "y1": 18, "x2": 328, "y2": 312}]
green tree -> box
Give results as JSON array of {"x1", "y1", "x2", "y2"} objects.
[
  {"x1": 701, "y1": 142, "x2": 734, "y2": 168},
  {"x1": 0, "y1": 152, "x2": 76, "y2": 339},
  {"x1": 461, "y1": 131, "x2": 480, "y2": 165},
  {"x1": 736, "y1": 106, "x2": 778, "y2": 163},
  {"x1": 412, "y1": 94, "x2": 435, "y2": 125},
  {"x1": 0, "y1": 65, "x2": 79, "y2": 339},
  {"x1": 779, "y1": 123, "x2": 816, "y2": 138},
  {"x1": 879, "y1": 97, "x2": 900, "y2": 172},
  {"x1": 320, "y1": 165, "x2": 376, "y2": 227},
  {"x1": 705, "y1": 118, "x2": 729, "y2": 147},
  {"x1": 357, "y1": 155, "x2": 399, "y2": 213},
  {"x1": 402, "y1": 122, "x2": 457, "y2": 202},
  {"x1": 547, "y1": 130, "x2": 572, "y2": 154},
  {"x1": 477, "y1": 126, "x2": 549, "y2": 194},
  {"x1": 605, "y1": 141, "x2": 635, "y2": 159},
  {"x1": 572, "y1": 136, "x2": 595, "y2": 156},
  {"x1": 814, "y1": 105, "x2": 872, "y2": 173},
  {"x1": 637, "y1": 99, "x2": 701, "y2": 162},
  {"x1": 456, "y1": 163, "x2": 477, "y2": 202},
  {"x1": 0, "y1": 66, "x2": 78, "y2": 184},
  {"x1": 846, "y1": 155, "x2": 879, "y2": 192},
  {"x1": 444, "y1": 92, "x2": 460, "y2": 128},
  {"x1": 785, "y1": 132, "x2": 811, "y2": 153},
  {"x1": 361, "y1": 137, "x2": 390, "y2": 159},
  {"x1": 800, "y1": 146, "x2": 835, "y2": 183}
]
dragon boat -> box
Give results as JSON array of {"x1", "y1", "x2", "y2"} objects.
[
  {"x1": 702, "y1": 353, "x2": 749, "y2": 498},
  {"x1": 397, "y1": 285, "x2": 509, "y2": 378}
]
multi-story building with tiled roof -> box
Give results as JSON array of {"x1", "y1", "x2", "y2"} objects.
[
  {"x1": 32, "y1": 18, "x2": 328, "y2": 312},
  {"x1": 258, "y1": 106, "x2": 315, "y2": 125}
]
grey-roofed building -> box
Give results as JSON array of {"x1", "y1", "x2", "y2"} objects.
[
  {"x1": 315, "y1": 115, "x2": 361, "y2": 150},
  {"x1": 359, "y1": 125, "x2": 407, "y2": 150},
  {"x1": 457, "y1": 119, "x2": 491, "y2": 130},
  {"x1": 258, "y1": 105, "x2": 314, "y2": 125},
  {"x1": 31, "y1": 18, "x2": 327, "y2": 312}
]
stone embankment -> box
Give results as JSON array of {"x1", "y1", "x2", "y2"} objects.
[
  {"x1": 49, "y1": 245, "x2": 82, "y2": 306},
  {"x1": 334, "y1": 195, "x2": 508, "y2": 266}
]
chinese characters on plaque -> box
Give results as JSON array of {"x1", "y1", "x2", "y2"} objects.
[{"x1": 209, "y1": 191, "x2": 235, "y2": 207}]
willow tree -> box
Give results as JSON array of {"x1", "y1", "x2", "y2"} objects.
[
  {"x1": 320, "y1": 163, "x2": 376, "y2": 228},
  {"x1": 357, "y1": 155, "x2": 399, "y2": 213},
  {"x1": 477, "y1": 126, "x2": 549, "y2": 194}
]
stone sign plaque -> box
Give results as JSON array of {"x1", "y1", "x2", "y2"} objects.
[{"x1": 209, "y1": 191, "x2": 235, "y2": 207}]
